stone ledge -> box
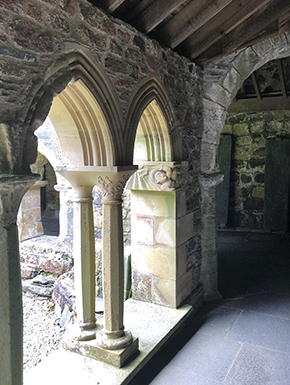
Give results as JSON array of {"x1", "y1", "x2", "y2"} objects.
[{"x1": 24, "y1": 299, "x2": 192, "y2": 385}]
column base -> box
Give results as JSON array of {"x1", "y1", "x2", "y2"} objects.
[
  {"x1": 63, "y1": 332, "x2": 139, "y2": 368},
  {"x1": 97, "y1": 329, "x2": 133, "y2": 350},
  {"x1": 68, "y1": 323, "x2": 98, "y2": 342}
]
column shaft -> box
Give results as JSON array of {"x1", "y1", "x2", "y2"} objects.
[
  {"x1": 73, "y1": 196, "x2": 96, "y2": 338},
  {"x1": 102, "y1": 200, "x2": 124, "y2": 332}
]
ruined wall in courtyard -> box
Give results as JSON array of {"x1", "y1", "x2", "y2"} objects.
[{"x1": 221, "y1": 110, "x2": 290, "y2": 229}]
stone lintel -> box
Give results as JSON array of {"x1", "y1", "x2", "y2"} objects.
[{"x1": 63, "y1": 333, "x2": 139, "y2": 368}]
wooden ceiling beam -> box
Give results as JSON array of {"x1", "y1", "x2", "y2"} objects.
[
  {"x1": 156, "y1": 0, "x2": 234, "y2": 49},
  {"x1": 179, "y1": 0, "x2": 271, "y2": 61},
  {"x1": 222, "y1": 0, "x2": 290, "y2": 54},
  {"x1": 278, "y1": 59, "x2": 287, "y2": 98},
  {"x1": 251, "y1": 73, "x2": 261, "y2": 100},
  {"x1": 128, "y1": 0, "x2": 188, "y2": 33},
  {"x1": 97, "y1": 0, "x2": 126, "y2": 13},
  {"x1": 229, "y1": 96, "x2": 290, "y2": 113}
]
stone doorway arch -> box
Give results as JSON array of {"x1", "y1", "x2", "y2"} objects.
[{"x1": 200, "y1": 31, "x2": 290, "y2": 300}]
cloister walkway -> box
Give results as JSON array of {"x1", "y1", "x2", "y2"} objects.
[{"x1": 132, "y1": 230, "x2": 290, "y2": 385}]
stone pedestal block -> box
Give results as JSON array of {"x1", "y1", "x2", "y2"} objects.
[{"x1": 128, "y1": 162, "x2": 192, "y2": 308}]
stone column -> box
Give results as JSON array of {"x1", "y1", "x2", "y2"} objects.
[
  {"x1": 57, "y1": 166, "x2": 138, "y2": 366},
  {"x1": 96, "y1": 170, "x2": 137, "y2": 350},
  {"x1": 199, "y1": 173, "x2": 223, "y2": 300},
  {"x1": 56, "y1": 169, "x2": 97, "y2": 341},
  {"x1": 54, "y1": 175, "x2": 74, "y2": 241},
  {"x1": 72, "y1": 193, "x2": 97, "y2": 340},
  {"x1": 0, "y1": 174, "x2": 39, "y2": 385}
]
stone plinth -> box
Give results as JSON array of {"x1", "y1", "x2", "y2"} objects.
[
  {"x1": 17, "y1": 180, "x2": 48, "y2": 241},
  {"x1": 127, "y1": 162, "x2": 192, "y2": 308},
  {"x1": 63, "y1": 332, "x2": 139, "y2": 368}
]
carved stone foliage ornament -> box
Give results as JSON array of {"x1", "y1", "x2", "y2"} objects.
[
  {"x1": 97, "y1": 174, "x2": 131, "y2": 200},
  {"x1": 126, "y1": 162, "x2": 188, "y2": 192}
]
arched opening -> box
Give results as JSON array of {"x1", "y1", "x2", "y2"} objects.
[
  {"x1": 21, "y1": 57, "x2": 122, "y2": 370},
  {"x1": 215, "y1": 57, "x2": 290, "y2": 298},
  {"x1": 49, "y1": 79, "x2": 114, "y2": 167},
  {"x1": 200, "y1": 33, "x2": 290, "y2": 301},
  {"x1": 134, "y1": 99, "x2": 172, "y2": 164}
]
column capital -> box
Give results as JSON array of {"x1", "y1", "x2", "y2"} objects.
[
  {"x1": 0, "y1": 174, "x2": 39, "y2": 226},
  {"x1": 126, "y1": 161, "x2": 188, "y2": 192},
  {"x1": 56, "y1": 166, "x2": 137, "y2": 199}
]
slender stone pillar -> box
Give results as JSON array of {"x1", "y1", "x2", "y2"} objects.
[
  {"x1": 58, "y1": 166, "x2": 138, "y2": 366},
  {"x1": 96, "y1": 169, "x2": 137, "y2": 350},
  {"x1": 0, "y1": 174, "x2": 39, "y2": 385},
  {"x1": 56, "y1": 169, "x2": 97, "y2": 340},
  {"x1": 72, "y1": 193, "x2": 97, "y2": 340},
  {"x1": 98, "y1": 194, "x2": 132, "y2": 349}
]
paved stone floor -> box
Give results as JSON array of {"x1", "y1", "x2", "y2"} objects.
[{"x1": 129, "y1": 230, "x2": 290, "y2": 385}]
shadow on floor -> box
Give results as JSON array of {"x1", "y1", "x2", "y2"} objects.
[{"x1": 130, "y1": 231, "x2": 290, "y2": 385}]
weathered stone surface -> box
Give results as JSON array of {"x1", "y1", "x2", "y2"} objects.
[
  {"x1": 21, "y1": 263, "x2": 40, "y2": 279},
  {"x1": 22, "y1": 274, "x2": 56, "y2": 298}
]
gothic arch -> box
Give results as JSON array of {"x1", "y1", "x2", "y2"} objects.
[
  {"x1": 24, "y1": 49, "x2": 124, "y2": 168},
  {"x1": 201, "y1": 31, "x2": 290, "y2": 175},
  {"x1": 200, "y1": 31, "x2": 290, "y2": 300},
  {"x1": 125, "y1": 74, "x2": 181, "y2": 164}
]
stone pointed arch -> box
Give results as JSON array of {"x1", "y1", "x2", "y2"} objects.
[
  {"x1": 201, "y1": 32, "x2": 290, "y2": 175},
  {"x1": 200, "y1": 31, "x2": 290, "y2": 301},
  {"x1": 24, "y1": 48, "x2": 124, "y2": 167},
  {"x1": 124, "y1": 74, "x2": 181, "y2": 164}
]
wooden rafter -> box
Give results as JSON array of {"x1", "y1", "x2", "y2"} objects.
[
  {"x1": 127, "y1": 0, "x2": 188, "y2": 33},
  {"x1": 97, "y1": 0, "x2": 126, "y2": 13},
  {"x1": 156, "y1": 0, "x2": 233, "y2": 49},
  {"x1": 178, "y1": 0, "x2": 271, "y2": 60},
  {"x1": 94, "y1": 0, "x2": 290, "y2": 64},
  {"x1": 222, "y1": 0, "x2": 290, "y2": 54},
  {"x1": 251, "y1": 73, "x2": 261, "y2": 100},
  {"x1": 278, "y1": 59, "x2": 287, "y2": 98}
]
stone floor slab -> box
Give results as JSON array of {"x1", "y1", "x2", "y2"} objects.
[
  {"x1": 165, "y1": 333, "x2": 242, "y2": 383},
  {"x1": 195, "y1": 306, "x2": 242, "y2": 338},
  {"x1": 24, "y1": 299, "x2": 192, "y2": 385},
  {"x1": 228, "y1": 310, "x2": 290, "y2": 354},
  {"x1": 224, "y1": 343, "x2": 290, "y2": 385}
]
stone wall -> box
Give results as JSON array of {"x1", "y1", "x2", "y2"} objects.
[{"x1": 222, "y1": 110, "x2": 290, "y2": 229}]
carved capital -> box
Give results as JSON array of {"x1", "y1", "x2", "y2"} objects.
[
  {"x1": 127, "y1": 162, "x2": 188, "y2": 192},
  {"x1": 96, "y1": 174, "x2": 131, "y2": 201}
]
